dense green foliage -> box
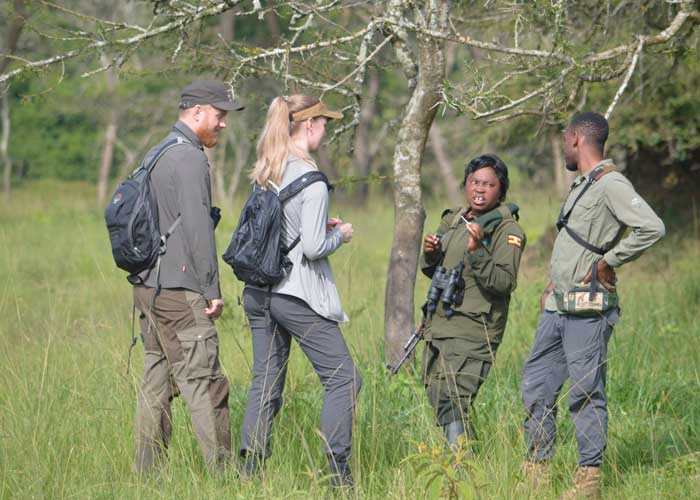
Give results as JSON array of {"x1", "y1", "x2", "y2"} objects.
[
  {"x1": 1, "y1": 180, "x2": 698, "y2": 498},
  {"x1": 2, "y1": 1, "x2": 698, "y2": 206}
]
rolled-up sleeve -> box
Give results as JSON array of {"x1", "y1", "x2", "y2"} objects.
[
  {"x1": 174, "y1": 148, "x2": 221, "y2": 300},
  {"x1": 602, "y1": 177, "x2": 665, "y2": 268},
  {"x1": 300, "y1": 180, "x2": 343, "y2": 261}
]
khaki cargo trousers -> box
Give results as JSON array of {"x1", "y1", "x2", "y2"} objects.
[{"x1": 133, "y1": 286, "x2": 231, "y2": 475}]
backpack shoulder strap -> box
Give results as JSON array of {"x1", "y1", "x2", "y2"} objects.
[
  {"x1": 278, "y1": 170, "x2": 333, "y2": 203},
  {"x1": 144, "y1": 136, "x2": 190, "y2": 173}
]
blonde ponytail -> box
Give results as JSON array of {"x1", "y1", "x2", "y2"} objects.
[
  {"x1": 250, "y1": 97, "x2": 290, "y2": 187},
  {"x1": 250, "y1": 94, "x2": 320, "y2": 187}
]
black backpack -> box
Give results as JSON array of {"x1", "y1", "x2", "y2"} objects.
[
  {"x1": 223, "y1": 171, "x2": 333, "y2": 286},
  {"x1": 105, "y1": 136, "x2": 187, "y2": 282}
]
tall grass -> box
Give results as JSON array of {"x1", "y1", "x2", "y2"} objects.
[{"x1": 0, "y1": 180, "x2": 698, "y2": 498}]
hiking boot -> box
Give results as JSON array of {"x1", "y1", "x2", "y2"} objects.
[
  {"x1": 444, "y1": 421, "x2": 466, "y2": 449},
  {"x1": 560, "y1": 466, "x2": 601, "y2": 500},
  {"x1": 521, "y1": 460, "x2": 550, "y2": 492},
  {"x1": 328, "y1": 454, "x2": 354, "y2": 489}
]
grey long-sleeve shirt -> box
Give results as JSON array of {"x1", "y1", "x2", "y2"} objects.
[
  {"x1": 140, "y1": 121, "x2": 221, "y2": 300},
  {"x1": 248, "y1": 155, "x2": 347, "y2": 322},
  {"x1": 545, "y1": 159, "x2": 665, "y2": 311}
]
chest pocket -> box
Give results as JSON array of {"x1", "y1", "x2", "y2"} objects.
[{"x1": 571, "y1": 195, "x2": 601, "y2": 221}]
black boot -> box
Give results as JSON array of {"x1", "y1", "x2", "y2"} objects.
[
  {"x1": 443, "y1": 420, "x2": 466, "y2": 449},
  {"x1": 239, "y1": 450, "x2": 264, "y2": 480},
  {"x1": 328, "y1": 454, "x2": 353, "y2": 489}
]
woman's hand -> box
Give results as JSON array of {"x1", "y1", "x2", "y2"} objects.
[
  {"x1": 465, "y1": 222, "x2": 484, "y2": 254},
  {"x1": 327, "y1": 217, "x2": 342, "y2": 234},
  {"x1": 423, "y1": 234, "x2": 442, "y2": 256},
  {"x1": 338, "y1": 222, "x2": 353, "y2": 243}
]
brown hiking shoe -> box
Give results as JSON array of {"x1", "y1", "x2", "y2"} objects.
[
  {"x1": 560, "y1": 466, "x2": 601, "y2": 500},
  {"x1": 521, "y1": 460, "x2": 550, "y2": 491}
]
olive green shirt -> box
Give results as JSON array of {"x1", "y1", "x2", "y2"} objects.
[
  {"x1": 545, "y1": 159, "x2": 665, "y2": 312},
  {"x1": 420, "y1": 205, "x2": 526, "y2": 349}
]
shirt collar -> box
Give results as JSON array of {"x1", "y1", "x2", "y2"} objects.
[{"x1": 173, "y1": 120, "x2": 203, "y2": 150}]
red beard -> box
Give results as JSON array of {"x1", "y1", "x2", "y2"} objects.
[{"x1": 201, "y1": 129, "x2": 218, "y2": 148}]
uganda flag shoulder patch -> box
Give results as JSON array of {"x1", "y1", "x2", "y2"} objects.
[{"x1": 507, "y1": 235, "x2": 522, "y2": 248}]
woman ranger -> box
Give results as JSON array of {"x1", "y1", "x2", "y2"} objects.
[
  {"x1": 239, "y1": 94, "x2": 361, "y2": 487},
  {"x1": 421, "y1": 154, "x2": 526, "y2": 447}
]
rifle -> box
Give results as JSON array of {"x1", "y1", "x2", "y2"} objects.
[
  {"x1": 389, "y1": 303, "x2": 428, "y2": 376},
  {"x1": 389, "y1": 260, "x2": 466, "y2": 376}
]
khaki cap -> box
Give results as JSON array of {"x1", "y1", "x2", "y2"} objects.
[{"x1": 291, "y1": 101, "x2": 343, "y2": 122}]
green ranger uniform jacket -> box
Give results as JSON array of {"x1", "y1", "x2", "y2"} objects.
[
  {"x1": 420, "y1": 204, "x2": 526, "y2": 354},
  {"x1": 545, "y1": 159, "x2": 665, "y2": 312}
]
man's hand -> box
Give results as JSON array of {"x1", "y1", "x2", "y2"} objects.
[
  {"x1": 465, "y1": 222, "x2": 484, "y2": 254},
  {"x1": 540, "y1": 282, "x2": 554, "y2": 313},
  {"x1": 583, "y1": 258, "x2": 617, "y2": 292},
  {"x1": 205, "y1": 298, "x2": 224, "y2": 320},
  {"x1": 423, "y1": 234, "x2": 442, "y2": 256}
]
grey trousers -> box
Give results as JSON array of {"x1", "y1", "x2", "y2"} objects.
[
  {"x1": 240, "y1": 288, "x2": 362, "y2": 460},
  {"x1": 521, "y1": 309, "x2": 618, "y2": 466}
]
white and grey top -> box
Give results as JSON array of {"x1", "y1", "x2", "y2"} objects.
[{"x1": 249, "y1": 155, "x2": 347, "y2": 323}]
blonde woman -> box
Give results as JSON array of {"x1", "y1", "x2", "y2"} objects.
[{"x1": 239, "y1": 95, "x2": 361, "y2": 488}]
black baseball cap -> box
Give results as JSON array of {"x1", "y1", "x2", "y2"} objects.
[{"x1": 179, "y1": 80, "x2": 244, "y2": 111}]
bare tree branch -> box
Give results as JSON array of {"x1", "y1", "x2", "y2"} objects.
[
  {"x1": 0, "y1": 0, "x2": 245, "y2": 85},
  {"x1": 605, "y1": 36, "x2": 644, "y2": 120}
]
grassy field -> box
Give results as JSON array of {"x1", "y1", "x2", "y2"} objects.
[{"x1": 1, "y1": 179, "x2": 698, "y2": 499}]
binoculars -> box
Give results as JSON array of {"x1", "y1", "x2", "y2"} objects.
[{"x1": 426, "y1": 263, "x2": 465, "y2": 318}]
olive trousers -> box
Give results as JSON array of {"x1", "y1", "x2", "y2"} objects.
[{"x1": 133, "y1": 286, "x2": 231, "y2": 475}]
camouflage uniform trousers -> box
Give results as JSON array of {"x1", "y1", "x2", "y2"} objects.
[{"x1": 133, "y1": 285, "x2": 231, "y2": 475}]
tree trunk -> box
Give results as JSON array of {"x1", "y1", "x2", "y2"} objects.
[
  {"x1": 212, "y1": 135, "x2": 228, "y2": 204},
  {"x1": 384, "y1": 1, "x2": 448, "y2": 366},
  {"x1": 1, "y1": 91, "x2": 11, "y2": 197},
  {"x1": 202, "y1": 147, "x2": 227, "y2": 204},
  {"x1": 220, "y1": 9, "x2": 235, "y2": 41},
  {"x1": 96, "y1": 52, "x2": 120, "y2": 206},
  {"x1": 0, "y1": 1, "x2": 26, "y2": 75},
  {"x1": 0, "y1": 0, "x2": 27, "y2": 197},
  {"x1": 429, "y1": 122, "x2": 461, "y2": 206},
  {"x1": 226, "y1": 127, "x2": 251, "y2": 200},
  {"x1": 353, "y1": 69, "x2": 380, "y2": 202},
  {"x1": 96, "y1": 110, "x2": 118, "y2": 205}
]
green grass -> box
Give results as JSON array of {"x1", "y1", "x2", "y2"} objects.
[{"x1": 0, "y1": 179, "x2": 698, "y2": 498}]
